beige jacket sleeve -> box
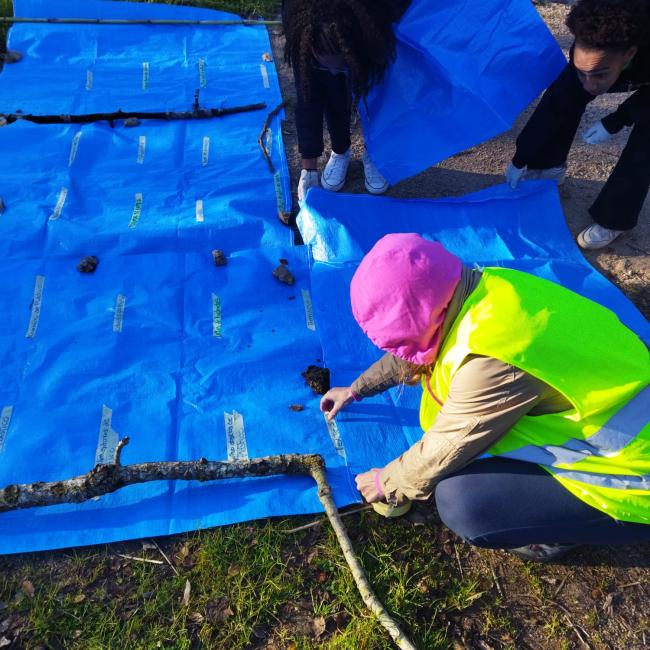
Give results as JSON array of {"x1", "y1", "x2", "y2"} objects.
[
  {"x1": 350, "y1": 352, "x2": 409, "y2": 397},
  {"x1": 379, "y1": 355, "x2": 572, "y2": 506}
]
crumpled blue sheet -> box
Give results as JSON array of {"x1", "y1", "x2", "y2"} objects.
[
  {"x1": 361, "y1": 0, "x2": 567, "y2": 184},
  {"x1": 297, "y1": 182, "x2": 650, "y2": 476}
]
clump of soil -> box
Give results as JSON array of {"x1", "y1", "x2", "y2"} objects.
[
  {"x1": 301, "y1": 366, "x2": 330, "y2": 395},
  {"x1": 273, "y1": 265, "x2": 295, "y2": 285},
  {"x1": 77, "y1": 255, "x2": 99, "y2": 273},
  {"x1": 212, "y1": 249, "x2": 228, "y2": 267},
  {"x1": 288, "y1": 404, "x2": 305, "y2": 412},
  {"x1": 279, "y1": 258, "x2": 289, "y2": 266}
]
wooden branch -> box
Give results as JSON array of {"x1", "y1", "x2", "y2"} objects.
[
  {"x1": 0, "y1": 439, "x2": 416, "y2": 649},
  {"x1": 1, "y1": 103, "x2": 267, "y2": 126},
  {"x1": 258, "y1": 101, "x2": 287, "y2": 174},
  {"x1": 0, "y1": 17, "x2": 282, "y2": 26}
]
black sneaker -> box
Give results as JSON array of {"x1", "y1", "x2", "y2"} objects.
[{"x1": 507, "y1": 543, "x2": 577, "y2": 563}]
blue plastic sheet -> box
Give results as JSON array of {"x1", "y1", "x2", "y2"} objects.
[
  {"x1": 297, "y1": 182, "x2": 650, "y2": 476},
  {"x1": 362, "y1": 0, "x2": 567, "y2": 184},
  {"x1": 0, "y1": 0, "x2": 362, "y2": 555}
]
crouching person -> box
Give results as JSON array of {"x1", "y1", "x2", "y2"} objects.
[{"x1": 321, "y1": 234, "x2": 650, "y2": 561}]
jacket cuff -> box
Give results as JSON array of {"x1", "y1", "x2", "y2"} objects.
[
  {"x1": 601, "y1": 112, "x2": 625, "y2": 135},
  {"x1": 511, "y1": 151, "x2": 527, "y2": 169}
]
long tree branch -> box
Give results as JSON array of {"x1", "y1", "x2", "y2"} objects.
[
  {"x1": 258, "y1": 100, "x2": 287, "y2": 174},
  {"x1": 1, "y1": 103, "x2": 267, "y2": 126},
  {"x1": 0, "y1": 438, "x2": 416, "y2": 650},
  {"x1": 0, "y1": 18, "x2": 282, "y2": 26}
]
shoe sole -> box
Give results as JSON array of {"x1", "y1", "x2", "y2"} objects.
[
  {"x1": 365, "y1": 181, "x2": 389, "y2": 195},
  {"x1": 576, "y1": 232, "x2": 621, "y2": 250},
  {"x1": 321, "y1": 176, "x2": 345, "y2": 192}
]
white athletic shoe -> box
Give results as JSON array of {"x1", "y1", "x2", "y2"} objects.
[
  {"x1": 526, "y1": 165, "x2": 567, "y2": 186},
  {"x1": 297, "y1": 169, "x2": 319, "y2": 204},
  {"x1": 577, "y1": 223, "x2": 624, "y2": 250},
  {"x1": 361, "y1": 150, "x2": 389, "y2": 195},
  {"x1": 321, "y1": 150, "x2": 351, "y2": 192}
]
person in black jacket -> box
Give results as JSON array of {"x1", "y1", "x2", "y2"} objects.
[
  {"x1": 282, "y1": 0, "x2": 408, "y2": 206},
  {"x1": 506, "y1": 0, "x2": 650, "y2": 249}
]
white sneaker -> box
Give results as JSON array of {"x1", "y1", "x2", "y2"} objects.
[
  {"x1": 321, "y1": 150, "x2": 350, "y2": 192},
  {"x1": 297, "y1": 169, "x2": 319, "y2": 204},
  {"x1": 526, "y1": 165, "x2": 567, "y2": 186},
  {"x1": 361, "y1": 150, "x2": 389, "y2": 195},
  {"x1": 576, "y1": 223, "x2": 623, "y2": 250}
]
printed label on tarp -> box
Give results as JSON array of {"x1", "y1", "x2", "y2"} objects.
[
  {"x1": 264, "y1": 128, "x2": 272, "y2": 156},
  {"x1": 198, "y1": 58, "x2": 207, "y2": 88},
  {"x1": 224, "y1": 411, "x2": 248, "y2": 461},
  {"x1": 25, "y1": 275, "x2": 45, "y2": 339},
  {"x1": 212, "y1": 293, "x2": 222, "y2": 337},
  {"x1": 202, "y1": 137, "x2": 210, "y2": 166},
  {"x1": 325, "y1": 414, "x2": 346, "y2": 459},
  {"x1": 113, "y1": 294, "x2": 126, "y2": 332},
  {"x1": 273, "y1": 172, "x2": 284, "y2": 215},
  {"x1": 137, "y1": 136, "x2": 146, "y2": 164},
  {"x1": 85, "y1": 70, "x2": 93, "y2": 91},
  {"x1": 128, "y1": 193, "x2": 143, "y2": 229},
  {"x1": 142, "y1": 62, "x2": 150, "y2": 90},
  {"x1": 95, "y1": 405, "x2": 119, "y2": 465},
  {"x1": 0, "y1": 406, "x2": 13, "y2": 453},
  {"x1": 68, "y1": 133, "x2": 81, "y2": 167},
  {"x1": 260, "y1": 64, "x2": 270, "y2": 89},
  {"x1": 195, "y1": 199, "x2": 204, "y2": 223},
  {"x1": 49, "y1": 187, "x2": 68, "y2": 220},
  {"x1": 301, "y1": 289, "x2": 315, "y2": 331}
]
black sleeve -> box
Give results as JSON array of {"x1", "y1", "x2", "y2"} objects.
[
  {"x1": 602, "y1": 86, "x2": 650, "y2": 133},
  {"x1": 512, "y1": 63, "x2": 594, "y2": 168}
]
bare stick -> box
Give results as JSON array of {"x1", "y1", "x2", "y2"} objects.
[
  {"x1": 0, "y1": 17, "x2": 282, "y2": 26},
  {"x1": 149, "y1": 538, "x2": 179, "y2": 577},
  {"x1": 283, "y1": 504, "x2": 372, "y2": 534},
  {"x1": 116, "y1": 553, "x2": 164, "y2": 565},
  {"x1": 0, "y1": 441, "x2": 417, "y2": 649},
  {"x1": 1, "y1": 103, "x2": 266, "y2": 127},
  {"x1": 258, "y1": 101, "x2": 287, "y2": 174}
]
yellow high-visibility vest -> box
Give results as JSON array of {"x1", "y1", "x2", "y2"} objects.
[{"x1": 420, "y1": 267, "x2": 650, "y2": 523}]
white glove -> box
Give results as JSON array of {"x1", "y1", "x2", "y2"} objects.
[
  {"x1": 505, "y1": 162, "x2": 527, "y2": 189},
  {"x1": 582, "y1": 120, "x2": 613, "y2": 145}
]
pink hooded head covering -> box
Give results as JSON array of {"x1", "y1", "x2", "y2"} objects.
[{"x1": 350, "y1": 233, "x2": 463, "y2": 365}]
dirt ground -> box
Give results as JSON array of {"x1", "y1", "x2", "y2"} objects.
[{"x1": 272, "y1": 3, "x2": 649, "y2": 318}]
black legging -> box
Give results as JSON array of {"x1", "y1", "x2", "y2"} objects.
[{"x1": 435, "y1": 457, "x2": 650, "y2": 548}]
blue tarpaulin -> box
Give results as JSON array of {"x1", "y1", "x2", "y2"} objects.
[{"x1": 362, "y1": 0, "x2": 567, "y2": 184}]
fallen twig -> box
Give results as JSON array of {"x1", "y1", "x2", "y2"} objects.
[
  {"x1": 149, "y1": 538, "x2": 180, "y2": 577},
  {"x1": 115, "y1": 553, "x2": 164, "y2": 565},
  {"x1": 284, "y1": 504, "x2": 372, "y2": 533},
  {"x1": 490, "y1": 565, "x2": 504, "y2": 599},
  {"x1": 0, "y1": 439, "x2": 415, "y2": 649},
  {"x1": 258, "y1": 100, "x2": 287, "y2": 174},
  {"x1": 1, "y1": 102, "x2": 266, "y2": 126}
]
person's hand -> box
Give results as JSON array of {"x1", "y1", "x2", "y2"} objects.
[
  {"x1": 355, "y1": 468, "x2": 385, "y2": 503},
  {"x1": 582, "y1": 120, "x2": 613, "y2": 145},
  {"x1": 505, "y1": 162, "x2": 526, "y2": 189},
  {"x1": 320, "y1": 386, "x2": 355, "y2": 420}
]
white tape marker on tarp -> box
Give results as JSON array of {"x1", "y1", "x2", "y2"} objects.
[
  {"x1": 142, "y1": 61, "x2": 150, "y2": 90},
  {"x1": 137, "y1": 136, "x2": 146, "y2": 164},
  {"x1": 95, "y1": 405, "x2": 119, "y2": 465},
  {"x1": 196, "y1": 199, "x2": 204, "y2": 223},
  {"x1": 324, "y1": 414, "x2": 346, "y2": 459},
  {"x1": 113, "y1": 295, "x2": 126, "y2": 333},
  {"x1": 260, "y1": 63, "x2": 270, "y2": 89},
  {"x1": 49, "y1": 187, "x2": 68, "y2": 220},
  {"x1": 301, "y1": 289, "x2": 316, "y2": 331},
  {"x1": 202, "y1": 136, "x2": 210, "y2": 166},
  {"x1": 25, "y1": 275, "x2": 45, "y2": 339},
  {"x1": 198, "y1": 58, "x2": 207, "y2": 88},
  {"x1": 128, "y1": 193, "x2": 143, "y2": 229},
  {"x1": 212, "y1": 294, "x2": 222, "y2": 337},
  {"x1": 0, "y1": 406, "x2": 13, "y2": 453},
  {"x1": 85, "y1": 70, "x2": 93, "y2": 91},
  {"x1": 68, "y1": 132, "x2": 81, "y2": 167},
  {"x1": 225, "y1": 410, "x2": 248, "y2": 461}
]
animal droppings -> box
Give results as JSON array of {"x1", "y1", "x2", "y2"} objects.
[
  {"x1": 273, "y1": 265, "x2": 295, "y2": 285},
  {"x1": 77, "y1": 256, "x2": 99, "y2": 273},
  {"x1": 212, "y1": 249, "x2": 228, "y2": 267}
]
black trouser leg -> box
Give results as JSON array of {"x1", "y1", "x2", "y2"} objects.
[
  {"x1": 590, "y1": 121, "x2": 650, "y2": 230},
  {"x1": 513, "y1": 64, "x2": 594, "y2": 169},
  {"x1": 323, "y1": 71, "x2": 352, "y2": 155},
  {"x1": 294, "y1": 68, "x2": 326, "y2": 160}
]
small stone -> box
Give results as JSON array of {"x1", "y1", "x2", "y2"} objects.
[
  {"x1": 262, "y1": 52, "x2": 273, "y2": 62},
  {"x1": 279, "y1": 258, "x2": 289, "y2": 266},
  {"x1": 288, "y1": 405, "x2": 305, "y2": 412},
  {"x1": 212, "y1": 249, "x2": 228, "y2": 267},
  {"x1": 273, "y1": 265, "x2": 295, "y2": 285},
  {"x1": 124, "y1": 117, "x2": 140, "y2": 127},
  {"x1": 77, "y1": 256, "x2": 99, "y2": 273}
]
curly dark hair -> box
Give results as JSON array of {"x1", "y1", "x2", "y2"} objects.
[
  {"x1": 566, "y1": 0, "x2": 649, "y2": 51},
  {"x1": 283, "y1": 0, "x2": 408, "y2": 100}
]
